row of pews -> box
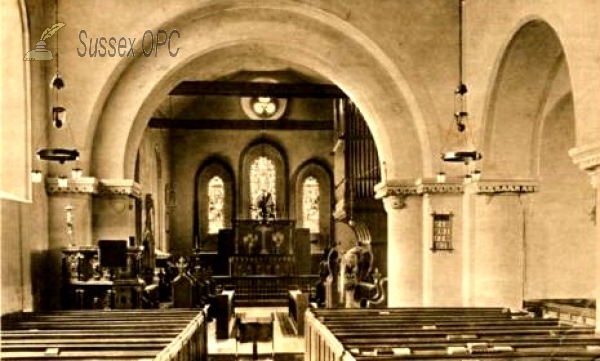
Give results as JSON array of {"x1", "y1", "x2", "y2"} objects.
[
  {"x1": 305, "y1": 307, "x2": 600, "y2": 361},
  {"x1": 1, "y1": 309, "x2": 207, "y2": 360}
]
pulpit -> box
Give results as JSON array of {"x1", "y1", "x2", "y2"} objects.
[{"x1": 61, "y1": 243, "x2": 144, "y2": 309}]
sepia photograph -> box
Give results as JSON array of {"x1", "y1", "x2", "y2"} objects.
[{"x1": 1, "y1": 0, "x2": 599, "y2": 360}]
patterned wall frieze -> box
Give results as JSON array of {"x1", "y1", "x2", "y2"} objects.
[
  {"x1": 375, "y1": 178, "x2": 538, "y2": 198},
  {"x1": 46, "y1": 177, "x2": 98, "y2": 195},
  {"x1": 96, "y1": 179, "x2": 142, "y2": 199},
  {"x1": 474, "y1": 179, "x2": 538, "y2": 195},
  {"x1": 569, "y1": 142, "x2": 600, "y2": 172},
  {"x1": 417, "y1": 180, "x2": 464, "y2": 194},
  {"x1": 375, "y1": 179, "x2": 463, "y2": 198},
  {"x1": 374, "y1": 180, "x2": 419, "y2": 199}
]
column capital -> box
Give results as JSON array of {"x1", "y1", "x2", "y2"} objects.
[
  {"x1": 97, "y1": 179, "x2": 142, "y2": 199},
  {"x1": 570, "y1": 142, "x2": 600, "y2": 172},
  {"x1": 570, "y1": 142, "x2": 600, "y2": 188},
  {"x1": 382, "y1": 195, "x2": 406, "y2": 212},
  {"x1": 46, "y1": 177, "x2": 99, "y2": 195}
]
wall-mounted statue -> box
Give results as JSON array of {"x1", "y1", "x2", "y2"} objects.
[{"x1": 142, "y1": 194, "x2": 157, "y2": 284}]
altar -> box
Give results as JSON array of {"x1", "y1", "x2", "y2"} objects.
[
  {"x1": 235, "y1": 219, "x2": 294, "y2": 255},
  {"x1": 212, "y1": 219, "x2": 314, "y2": 305}
]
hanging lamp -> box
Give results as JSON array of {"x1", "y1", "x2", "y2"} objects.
[{"x1": 437, "y1": 0, "x2": 482, "y2": 183}]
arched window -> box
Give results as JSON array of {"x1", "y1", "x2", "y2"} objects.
[
  {"x1": 194, "y1": 159, "x2": 234, "y2": 251},
  {"x1": 208, "y1": 176, "x2": 225, "y2": 234},
  {"x1": 250, "y1": 156, "x2": 276, "y2": 219},
  {"x1": 302, "y1": 176, "x2": 320, "y2": 233}
]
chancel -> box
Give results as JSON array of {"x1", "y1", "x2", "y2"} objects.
[{"x1": 2, "y1": 0, "x2": 600, "y2": 360}]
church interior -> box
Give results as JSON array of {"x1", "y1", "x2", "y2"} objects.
[{"x1": 1, "y1": 0, "x2": 600, "y2": 360}]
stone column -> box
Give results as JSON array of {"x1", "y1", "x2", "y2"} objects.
[
  {"x1": 569, "y1": 142, "x2": 600, "y2": 332},
  {"x1": 419, "y1": 181, "x2": 464, "y2": 307},
  {"x1": 45, "y1": 177, "x2": 98, "y2": 310},
  {"x1": 466, "y1": 180, "x2": 537, "y2": 310},
  {"x1": 93, "y1": 179, "x2": 141, "y2": 244},
  {"x1": 377, "y1": 182, "x2": 423, "y2": 306}
]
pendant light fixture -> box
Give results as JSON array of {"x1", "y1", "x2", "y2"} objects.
[
  {"x1": 31, "y1": 0, "x2": 81, "y2": 187},
  {"x1": 437, "y1": 0, "x2": 482, "y2": 183}
]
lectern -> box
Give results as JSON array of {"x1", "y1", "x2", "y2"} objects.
[{"x1": 235, "y1": 313, "x2": 274, "y2": 360}]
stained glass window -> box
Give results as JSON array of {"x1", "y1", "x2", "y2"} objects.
[
  {"x1": 250, "y1": 156, "x2": 276, "y2": 220},
  {"x1": 303, "y1": 176, "x2": 320, "y2": 233},
  {"x1": 208, "y1": 176, "x2": 225, "y2": 234}
]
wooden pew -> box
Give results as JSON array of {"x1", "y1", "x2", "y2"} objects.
[
  {"x1": 288, "y1": 289, "x2": 309, "y2": 335},
  {"x1": 214, "y1": 289, "x2": 235, "y2": 340},
  {"x1": 0, "y1": 309, "x2": 207, "y2": 361},
  {"x1": 305, "y1": 308, "x2": 600, "y2": 361}
]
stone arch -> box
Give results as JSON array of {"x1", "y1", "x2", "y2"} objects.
[
  {"x1": 1, "y1": 0, "x2": 30, "y2": 200},
  {"x1": 482, "y1": 19, "x2": 569, "y2": 178},
  {"x1": 482, "y1": 17, "x2": 595, "y2": 300},
  {"x1": 89, "y1": 0, "x2": 429, "y2": 183}
]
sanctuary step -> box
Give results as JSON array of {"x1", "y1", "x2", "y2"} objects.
[{"x1": 213, "y1": 275, "x2": 318, "y2": 307}]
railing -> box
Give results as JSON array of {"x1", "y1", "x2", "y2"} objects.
[
  {"x1": 155, "y1": 310, "x2": 207, "y2": 361},
  {"x1": 305, "y1": 310, "x2": 346, "y2": 361},
  {"x1": 213, "y1": 275, "x2": 318, "y2": 306}
]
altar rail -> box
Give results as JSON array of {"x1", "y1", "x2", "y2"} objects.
[
  {"x1": 305, "y1": 307, "x2": 600, "y2": 361},
  {"x1": 213, "y1": 275, "x2": 318, "y2": 306},
  {"x1": 0, "y1": 309, "x2": 207, "y2": 361}
]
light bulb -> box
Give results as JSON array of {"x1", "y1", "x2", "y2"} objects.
[
  {"x1": 71, "y1": 167, "x2": 82, "y2": 179},
  {"x1": 57, "y1": 175, "x2": 68, "y2": 188},
  {"x1": 31, "y1": 170, "x2": 43, "y2": 183},
  {"x1": 436, "y1": 172, "x2": 446, "y2": 183}
]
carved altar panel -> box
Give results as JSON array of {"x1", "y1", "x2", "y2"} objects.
[{"x1": 235, "y1": 220, "x2": 294, "y2": 255}]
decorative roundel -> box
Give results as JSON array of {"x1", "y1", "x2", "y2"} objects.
[{"x1": 240, "y1": 78, "x2": 288, "y2": 121}]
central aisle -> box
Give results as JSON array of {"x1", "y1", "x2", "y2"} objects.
[{"x1": 207, "y1": 306, "x2": 304, "y2": 361}]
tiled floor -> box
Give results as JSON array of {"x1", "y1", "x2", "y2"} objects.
[{"x1": 207, "y1": 307, "x2": 304, "y2": 360}]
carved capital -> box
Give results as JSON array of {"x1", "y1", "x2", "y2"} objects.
[
  {"x1": 475, "y1": 179, "x2": 538, "y2": 195},
  {"x1": 570, "y1": 142, "x2": 600, "y2": 188},
  {"x1": 382, "y1": 195, "x2": 406, "y2": 212},
  {"x1": 46, "y1": 177, "x2": 98, "y2": 195},
  {"x1": 569, "y1": 142, "x2": 600, "y2": 172},
  {"x1": 97, "y1": 179, "x2": 142, "y2": 199}
]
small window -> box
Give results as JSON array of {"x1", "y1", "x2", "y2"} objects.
[
  {"x1": 208, "y1": 176, "x2": 225, "y2": 234},
  {"x1": 302, "y1": 176, "x2": 320, "y2": 233},
  {"x1": 431, "y1": 212, "x2": 453, "y2": 252}
]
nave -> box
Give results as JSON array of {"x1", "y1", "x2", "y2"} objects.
[{"x1": 3, "y1": 303, "x2": 600, "y2": 361}]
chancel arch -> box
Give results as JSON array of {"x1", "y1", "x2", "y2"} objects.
[
  {"x1": 1, "y1": 0, "x2": 30, "y2": 201},
  {"x1": 193, "y1": 158, "x2": 234, "y2": 251},
  {"x1": 239, "y1": 140, "x2": 287, "y2": 220},
  {"x1": 293, "y1": 160, "x2": 333, "y2": 245},
  {"x1": 89, "y1": 0, "x2": 429, "y2": 184}
]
